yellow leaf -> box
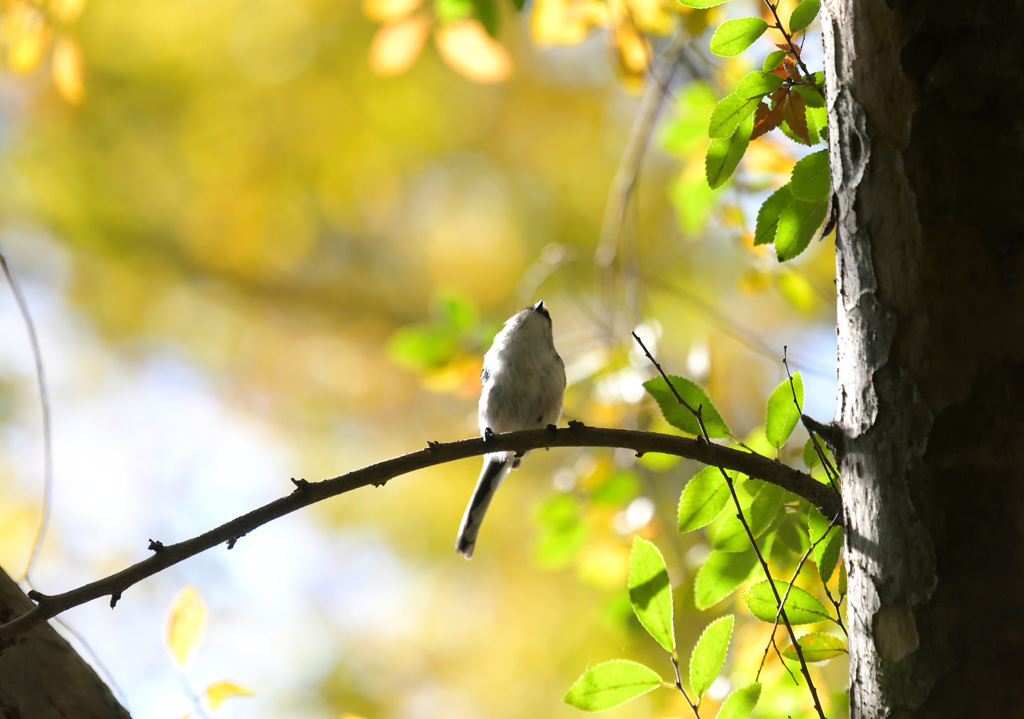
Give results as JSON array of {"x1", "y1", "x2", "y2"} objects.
[
  {"x1": 362, "y1": 0, "x2": 423, "y2": 23},
  {"x1": 52, "y1": 35, "x2": 85, "y2": 104},
  {"x1": 530, "y1": 0, "x2": 607, "y2": 46},
  {"x1": 368, "y1": 14, "x2": 430, "y2": 77},
  {"x1": 611, "y1": 12, "x2": 648, "y2": 77},
  {"x1": 622, "y1": 0, "x2": 676, "y2": 35},
  {"x1": 49, "y1": 0, "x2": 88, "y2": 23},
  {"x1": 166, "y1": 586, "x2": 206, "y2": 669},
  {"x1": 434, "y1": 19, "x2": 512, "y2": 83},
  {"x1": 4, "y1": 4, "x2": 50, "y2": 73},
  {"x1": 204, "y1": 680, "x2": 254, "y2": 711}
]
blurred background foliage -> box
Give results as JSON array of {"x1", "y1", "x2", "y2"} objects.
[{"x1": 0, "y1": 0, "x2": 844, "y2": 716}]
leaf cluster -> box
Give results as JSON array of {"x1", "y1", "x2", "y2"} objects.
[{"x1": 563, "y1": 369, "x2": 847, "y2": 716}]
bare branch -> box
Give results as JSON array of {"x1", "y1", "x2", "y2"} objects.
[{"x1": 0, "y1": 424, "x2": 841, "y2": 644}]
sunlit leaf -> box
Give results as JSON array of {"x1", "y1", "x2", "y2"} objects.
[
  {"x1": 706, "y1": 114, "x2": 752, "y2": 189},
  {"x1": 204, "y1": 681, "x2": 254, "y2": 711},
  {"x1": 808, "y1": 505, "x2": 844, "y2": 582},
  {"x1": 765, "y1": 371, "x2": 803, "y2": 448},
  {"x1": 790, "y1": 150, "x2": 831, "y2": 201},
  {"x1": 643, "y1": 376, "x2": 731, "y2": 438},
  {"x1": 775, "y1": 195, "x2": 829, "y2": 261},
  {"x1": 166, "y1": 586, "x2": 207, "y2": 668},
  {"x1": 716, "y1": 682, "x2": 761, "y2": 719},
  {"x1": 735, "y1": 71, "x2": 784, "y2": 99},
  {"x1": 435, "y1": 19, "x2": 513, "y2": 83},
  {"x1": 754, "y1": 183, "x2": 793, "y2": 246},
  {"x1": 368, "y1": 15, "x2": 431, "y2": 76},
  {"x1": 762, "y1": 49, "x2": 786, "y2": 71},
  {"x1": 709, "y1": 18, "x2": 767, "y2": 57},
  {"x1": 708, "y1": 93, "x2": 760, "y2": 139},
  {"x1": 689, "y1": 615, "x2": 734, "y2": 698},
  {"x1": 742, "y1": 579, "x2": 831, "y2": 624},
  {"x1": 627, "y1": 537, "x2": 675, "y2": 652},
  {"x1": 789, "y1": 0, "x2": 820, "y2": 33},
  {"x1": 563, "y1": 660, "x2": 663, "y2": 711},
  {"x1": 694, "y1": 549, "x2": 758, "y2": 610},
  {"x1": 711, "y1": 480, "x2": 781, "y2": 552},
  {"x1": 782, "y1": 632, "x2": 847, "y2": 663},
  {"x1": 678, "y1": 466, "x2": 731, "y2": 532}
]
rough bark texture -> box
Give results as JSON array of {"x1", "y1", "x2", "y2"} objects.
[
  {"x1": 822, "y1": 0, "x2": 1024, "y2": 716},
  {"x1": 0, "y1": 568, "x2": 131, "y2": 718}
]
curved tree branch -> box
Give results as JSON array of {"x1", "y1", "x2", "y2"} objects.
[{"x1": 0, "y1": 425, "x2": 841, "y2": 644}]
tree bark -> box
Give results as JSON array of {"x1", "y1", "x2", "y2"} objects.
[
  {"x1": 822, "y1": 0, "x2": 1024, "y2": 715},
  {"x1": 0, "y1": 567, "x2": 131, "y2": 717}
]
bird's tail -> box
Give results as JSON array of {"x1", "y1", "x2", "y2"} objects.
[{"x1": 456, "y1": 457, "x2": 511, "y2": 559}]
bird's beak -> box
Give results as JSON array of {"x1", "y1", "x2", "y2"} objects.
[{"x1": 532, "y1": 300, "x2": 545, "y2": 312}]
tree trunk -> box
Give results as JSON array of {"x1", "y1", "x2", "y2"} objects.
[
  {"x1": 822, "y1": 0, "x2": 1024, "y2": 715},
  {"x1": 0, "y1": 568, "x2": 131, "y2": 718}
]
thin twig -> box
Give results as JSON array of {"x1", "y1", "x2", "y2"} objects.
[
  {"x1": 0, "y1": 424, "x2": 841, "y2": 644},
  {"x1": 669, "y1": 654, "x2": 701, "y2": 718},
  {"x1": 757, "y1": 514, "x2": 840, "y2": 678},
  {"x1": 0, "y1": 248, "x2": 53, "y2": 582},
  {"x1": 782, "y1": 348, "x2": 841, "y2": 497},
  {"x1": 763, "y1": 0, "x2": 820, "y2": 92},
  {"x1": 632, "y1": 333, "x2": 829, "y2": 719}
]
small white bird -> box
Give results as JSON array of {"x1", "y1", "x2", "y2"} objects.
[{"x1": 456, "y1": 300, "x2": 566, "y2": 559}]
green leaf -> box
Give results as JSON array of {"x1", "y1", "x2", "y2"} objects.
[
  {"x1": 790, "y1": 150, "x2": 831, "y2": 201},
  {"x1": 675, "y1": 0, "x2": 732, "y2": 7},
  {"x1": 716, "y1": 683, "x2": 761, "y2": 719},
  {"x1": 628, "y1": 538, "x2": 675, "y2": 652},
  {"x1": 711, "y1": 480, "x2": 783, "y2": 552},
  {"x1": 775, "y1": 195, "x2": 829, "y2": 261},
  {"x1": 742, "y1": 580, "x2": 832, "y2": 624},
  {"x1": 807, "y1": 506, "x2": 844, "y2": 582},
  {"x1": 591, "y1": 471, "x2": 639, "y2": 506},
  {"x1": 789, "y1": 0, "x2": 820, "y2": 33},
  {"x1": 706, "y1": 115, "x2": 752, "y2": 189},
  {"x1": 735, "y1": 70, "x2": 785, "y2": 99},
  {"x1": 802, "y1": 437, "x2": 821, "y2": 468},
  {"x1": 838, "y1": 561, "x2": 847, "y2": 596},
  {"x1": 694, "y1": 549, "x2": 758, "y2": 610},
  {"x1": 765, "y1": 371, "x2": 803, "y2": 448},
  {"x1": 709, "y1": 18, "x2": 768, "y2": 57},
  {"x1": 435, "y1": 0, "x2": 475, "y2": 22},
  {"x1": 689, "y1": 615, "x2": 734, "y2": 698},
  {"x1": 643, "y1": 376, "x2": 731, "y2": 438},
  {"x1": 708, "y1": 93, "x2": 761, "y2": 139},
  {"x1": 471, "y1": 0, "x2": 500, "y2": 37},
  {"x1": 762, "y1": 49, "x2": 786, "y2": 71},
  {"x1": 678, "y1": 466, "x2": 731, "y2": 532},
  {"x1": 782, "y1": 632, "x2": 848, "y2": 663},
  {"x1": 563, "y1": 660, "x2": 664, "y2": 711},
  {"x1": 753, "y1": 183, "x2": 793, "y2": 246}
]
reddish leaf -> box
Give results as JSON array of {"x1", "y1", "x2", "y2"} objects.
[
  {"x1": 751, "y1": 101, "x2": 782, "y2": 141},
  {"x1": 781, "y1": 90, "x2": 811, "y2": 145}
]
